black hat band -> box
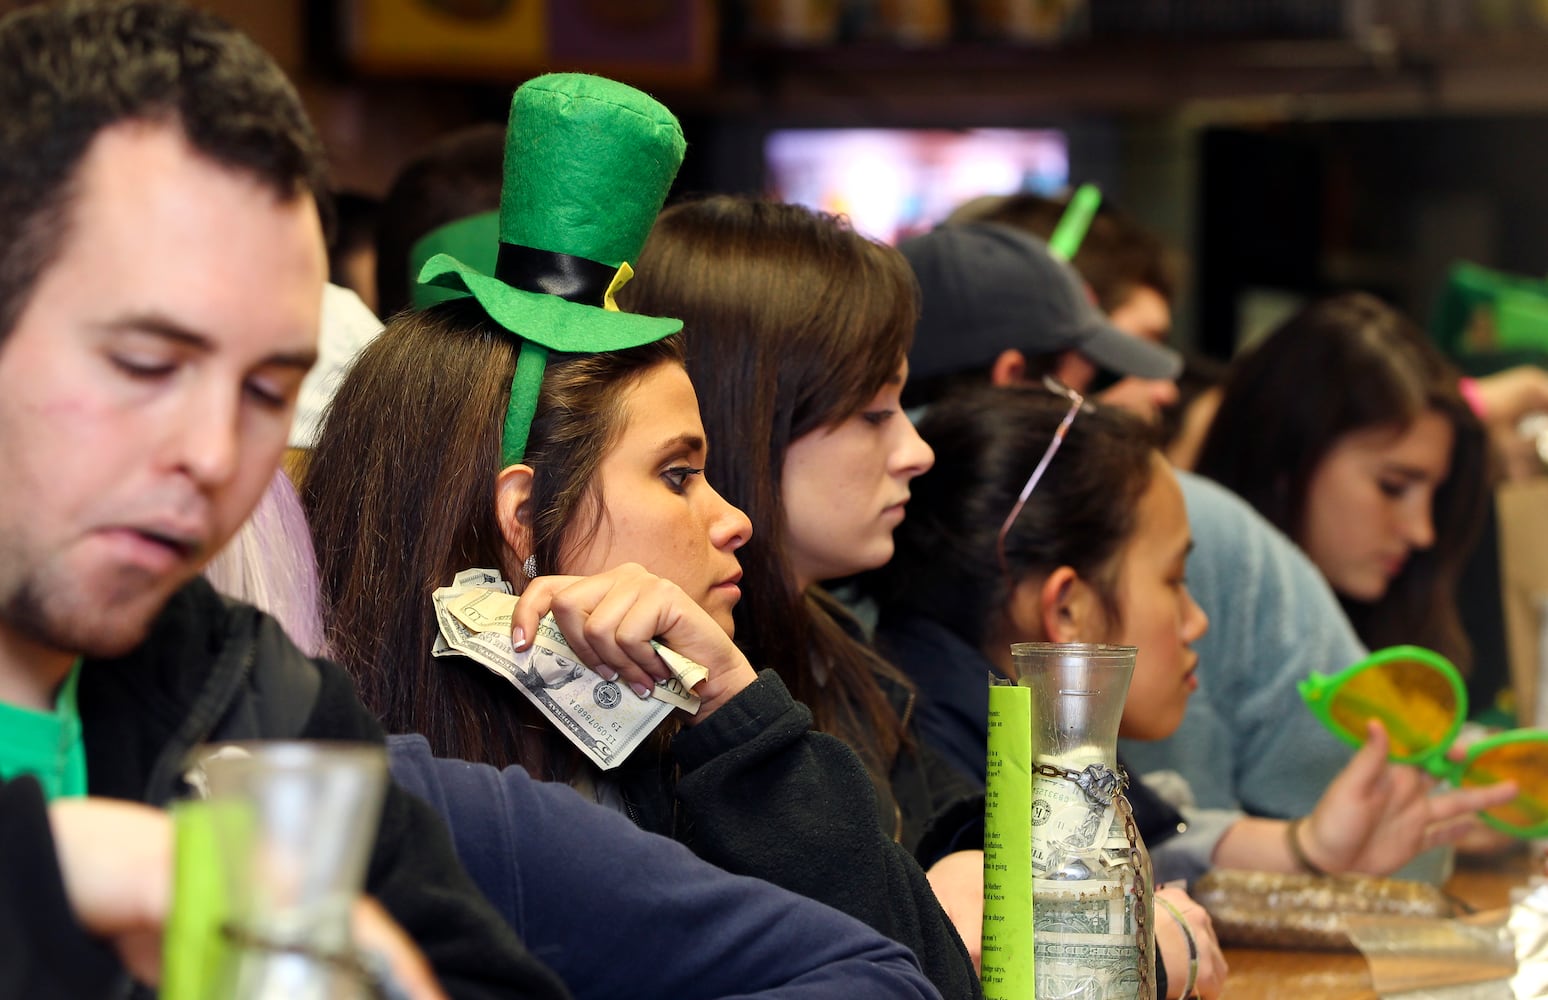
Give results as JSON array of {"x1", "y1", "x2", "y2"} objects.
[{"x1": 495, "y1": 242, "x2": 616, "y2": 308}]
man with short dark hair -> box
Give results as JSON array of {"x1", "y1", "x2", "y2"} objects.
[
  {"x1": 0, "y1": 4, "x2": 569, "y2": 995},
  {"x1": 0, "y1": 9, "x2": 953, "y2": 1000}
]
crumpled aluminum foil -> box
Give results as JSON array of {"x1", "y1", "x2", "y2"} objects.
[
  {"x1": 1510, "y1": 878, "x2": 1548, "y2": 998},
  {"x1": 1193, "y1": 869, "x2": 1456, "y2": 951}
]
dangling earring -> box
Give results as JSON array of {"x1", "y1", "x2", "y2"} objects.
[{"x1": 522, "y1": 554, "x2": 539, "y2": 579}]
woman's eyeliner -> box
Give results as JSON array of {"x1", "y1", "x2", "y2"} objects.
[{"x1": 662, "y1": 465, "x2": 705, "y2": 492}]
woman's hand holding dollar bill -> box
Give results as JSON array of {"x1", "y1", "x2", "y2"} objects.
[{"x1": 512, "y1": 564, "x2": 759, "y2": 723}]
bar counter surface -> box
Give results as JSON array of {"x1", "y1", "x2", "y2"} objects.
[{"x1": 1218, "y1": 852, "x2": 1531, "y2": 998}]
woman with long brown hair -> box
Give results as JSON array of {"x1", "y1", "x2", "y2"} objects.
[
  {"x1": 1196, "y1": 292, "x2": 1490, "y2": 671},
  {"x1": 619, "y1": 194, "x2": 985, "y2": 943}
]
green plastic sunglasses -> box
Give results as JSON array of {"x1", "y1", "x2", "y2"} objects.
[{"x1": 1299, "y1": 644, "x2": 1548, "y2": 838}]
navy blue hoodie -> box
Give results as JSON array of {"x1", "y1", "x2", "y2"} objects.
[{"x1": 390, "y1": 733, "x2": 942, "y2": 1000}]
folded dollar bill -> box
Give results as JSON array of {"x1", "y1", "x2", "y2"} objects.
[
  {"x1": 444, "y1": 586, "x2": 707, "y2": 708},
  {"x1": 433, "y1": 568, "x2": 513, "y2": 659},
  {"x1": 429, "y1": 569, "x2": 706, "y2": 770}
]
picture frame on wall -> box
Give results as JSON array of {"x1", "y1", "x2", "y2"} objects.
[{"x1": 341, "y1": 0, "x2": 716, "y2": 86}]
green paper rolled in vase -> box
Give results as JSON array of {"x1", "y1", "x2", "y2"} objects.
[
  {"x1": 162, "y1": 742, "x2": 387, "y2": 1000},
  {"x1": 981, "y1": 679, "x2": 1036, "y2": 998},
  {"x1": 161, "y1": 798, "x2": 255, "y2": 1000}
]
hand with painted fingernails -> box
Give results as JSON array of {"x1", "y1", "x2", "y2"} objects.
[{"x1": 511, "y1": 564, "x2": 759, "y2": 723}]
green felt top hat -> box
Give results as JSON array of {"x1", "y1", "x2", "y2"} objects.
[
  {"x1": 408, "y1": 210, "x2": 497, "y2": 311},
  {"x1": 417, "y1": 72, "x2": 686, "y2": 465}
]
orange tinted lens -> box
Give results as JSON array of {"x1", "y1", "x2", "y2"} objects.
[
  {"x1": 1326, "y1": 658, "x2": 1458, "y2": 758},
  {"x1": 1461, "y1": 741, "x2": 1548, "y2": 833}
]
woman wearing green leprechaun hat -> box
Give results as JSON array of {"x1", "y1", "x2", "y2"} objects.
[{"x1": 304, "y1": 74, "x2": 981, "y2": 999}]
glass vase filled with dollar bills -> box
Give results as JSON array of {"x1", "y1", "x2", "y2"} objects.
[{"x1": 1013, "y1": 643, "x2": 1155, "y2": 1000}]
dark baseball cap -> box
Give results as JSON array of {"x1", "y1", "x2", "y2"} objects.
[{"x1": 899, "y1": 222, "x2": 1182, "y2": 383}]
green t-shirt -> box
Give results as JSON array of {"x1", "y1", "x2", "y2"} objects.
[{"x1": 0, "y1": 659, "x2": 87, "y2": 799}]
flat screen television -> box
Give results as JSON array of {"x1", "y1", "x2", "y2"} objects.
[{"x1": 764, "y1": 127, "x2": 1069, "y2": 245}]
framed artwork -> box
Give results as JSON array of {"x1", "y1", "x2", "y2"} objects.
[{"x1": 342, "y1": 0, "x2": 716, "y2": 86}]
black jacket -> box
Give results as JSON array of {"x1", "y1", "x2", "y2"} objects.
[
  {"x1": 614, "y1": 670, "x2": 983, "y2": 1000},
  {"x1": 878, "y1": 672, "x2": 988, "y2": 868},
  {"x1": 0, "y1": 578, "x2": 570, "y2": 1000}
]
